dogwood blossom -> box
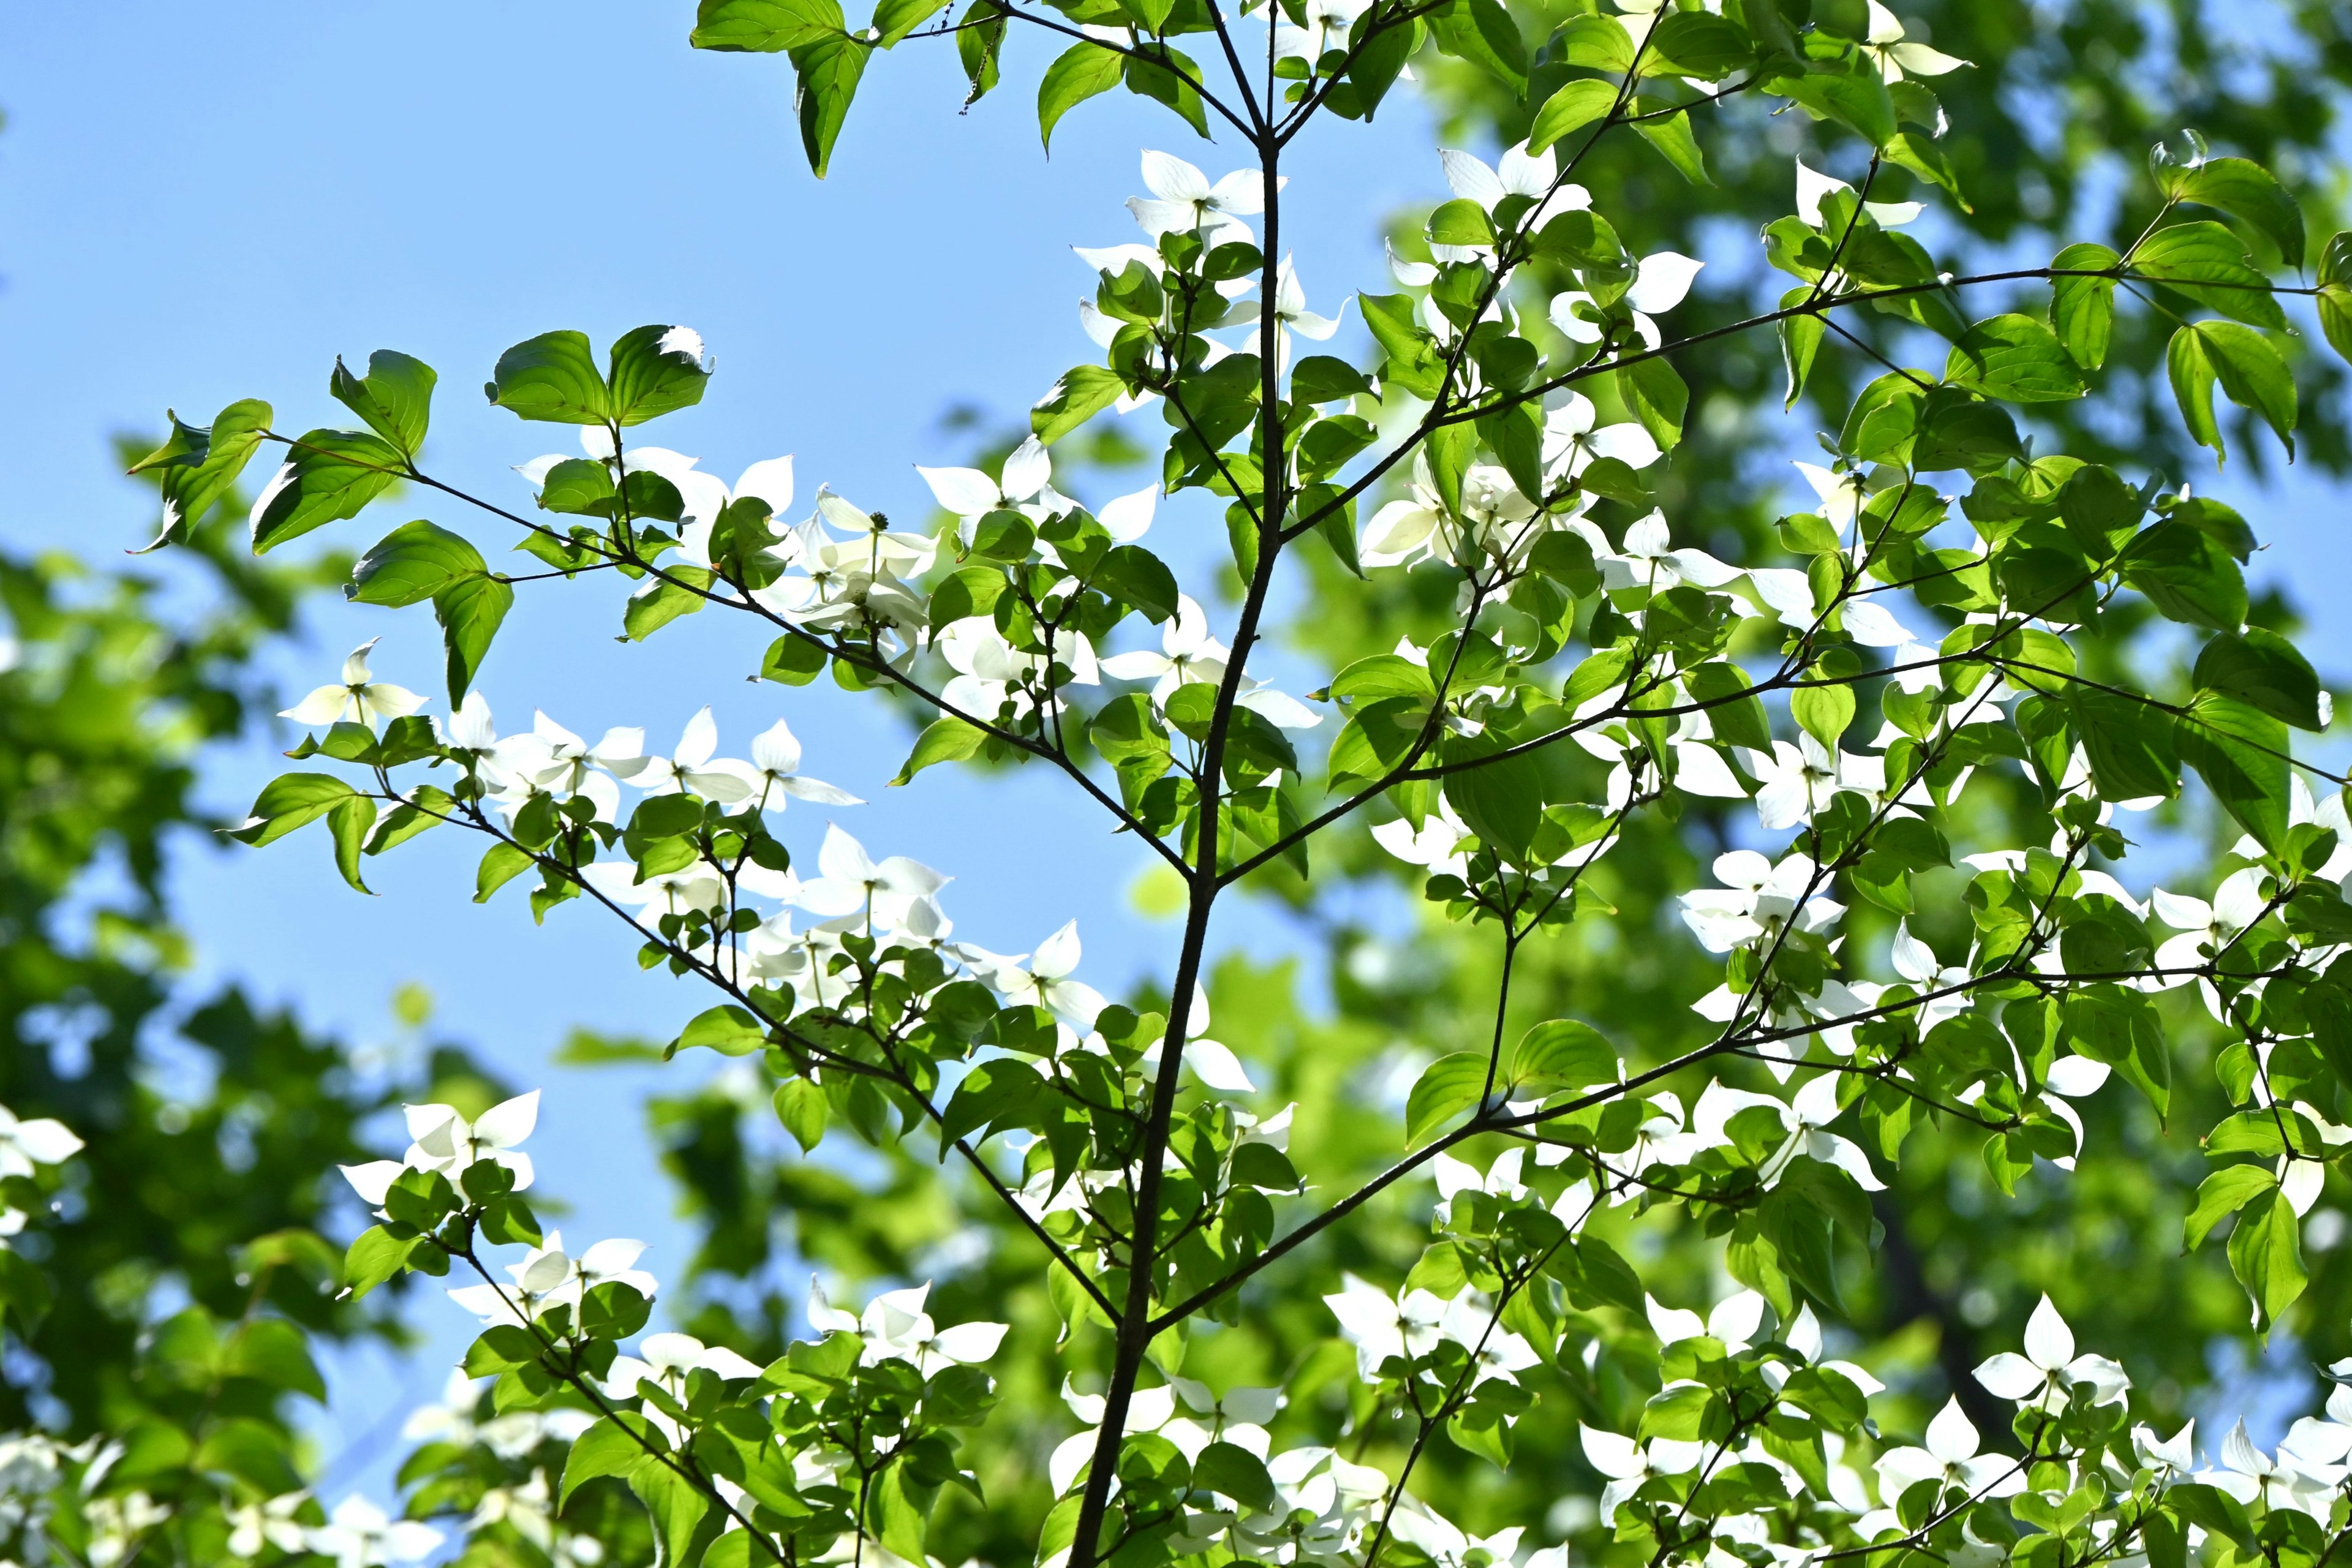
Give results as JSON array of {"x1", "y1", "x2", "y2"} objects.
[
  {"x1": 1973, "y1": 1295, "x2": 2130, "y2": 1409},
  {"x1": 1856, "y1": 1, "x2": 1967, "y2": 83},
  {"x1": 307, "y1": 1496, "x2": 443, "y2": 1568},
  {"x1": 0, "y1": 1104, "x2": 81, "y2": 1178},
  {"x1": 1127, "y1": 151, "x2": 1267, "y2": 247},
  {"x1": 805, "y1": 1279, "x2": 1010, "y2": 1374},
  {"x1": 1551, "y1": 251, "x2": 1702, "y2": 350},
  {"x1": 280, "y1": 639, "x2": 425, "y2": 728},
  {"x1": 963, "y1": 921, "x2": 1108, "y2": 1025},
  {"x1": 1875, "y1": 1398, "x2": 2022, "y2": 1501}
]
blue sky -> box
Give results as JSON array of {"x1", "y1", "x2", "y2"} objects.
[{"x1": 5, "y1": 0, "x2": 2350, "y2": 1493}]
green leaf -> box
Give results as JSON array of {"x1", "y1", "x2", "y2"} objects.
[
  {"x1": 1095, "y1": 545, "x2": 1180, "y2": 622},
  {"x1": 678, "y1": 1005, "x2": 770, "y2": 1057},
  {"x1": 1557, "y1": 13, "x2": 1632, "y2": 71},
  {"x1": 1406, "y1": 1051, "x2": 1492, "y2": 1147},
  {"x1": 2174, "y1": 156, "x2": 2305, "y2": 266},
  {"x1": 2177, "y1": 692, "x2": 2290, "y2": 852},
  {"x1": 327, "y1": 796, "x2": 377, "y2": 894},
  {"x1": 230, "y1": 774, "x2": 361, "y2": 848},
  {"x1": 774, "y1": 1078, "x2": 829, "y2": 1153},
  {"x1": 1647, "y1": 10, "x2": 1752, "y2": 78},
  {"x1": 892, "y1": 716, "x2": 990, "y2": 785},
  {"x1": 2168, "y1": 322, "x2": 2226, "y2": 461},
  {"x1": 606, "y1": 325, "x2": 712, "y2": 426},
  {"x1": 2130, "y1": 222, "x2": 2288, "y2": 330},
  {"x1": 2195, "y1": 628, "x2": 2324, "y2": 731},
  {"x1": 349, "y1": 520, "x2": 487, "y2": 608},
  {"x1": 1632, "y1": 106, "x2": 1710, "y2": 186},
  {"x1": 1193, "y1": 1442, "x2": 1280, "y2": 1512},
  {"x1": 2226, "y1": 1188, "x2": 2307, "y2": 1335},
  {"x1": 224, "y1": 1319, "x2": 326, "y2": 1401},
  {"x1": 624, "y1": 572, "x2": 711, "y2": 640},
  {"x1": 2049, "y1": 242, "x2": 2119, "y2": 370},
  {"x1": 1526, "y1": 78, "x2": 1618, "y2": 154},
  {"x1": 1613, "y1": 355, "x2": 1689, "y2": 450},
  {"x1": 1441, "y1": 736, "x2": 1542, "y2": 862},
  {"x1": 341, "y1": 1226, "x2": 418, "y2": 1300},
  {"x1": 1943, "y1": 314, "x2": 2086, "y2": 403},
  {"x1": 2179, "y1": 320, "x2": 2296, "y2": 459},
  {"x1": 1039, "y1": 42, "x2": 1123, "y2": 151},
  {"x1": 2061, "y1": 987, "x2": 2169, "y2": 1118},
  {"x1": 1512, "y1": 1019, "x2": 1616, "y2": 1090},
  {"x1": 1032, "y1": 364, "x2": 1125, "y2": 443},
  {"x1": 872, "y1": 1464, "x2": 929, "y2": 1567},
  {"x1": 691, "y1": 0, "x2": 846, "y2": 49},
  {"x1": 129, "y1": 398, "x2": 274, "y2": 551},
  {"x1": 1779, "y1": 298, "x2": 1824, "y2": 409},
  {"x1": 1777, "y1": 66, "x2": 1894, "y2": 149},
  {"x1": 1686, "y1": 662, "x2": 1773, "y2": 752},
  {"x1": 330, "y1": 350, "x2": 436, "y2": 458},
  {"x1": 630, "y1": 1454, "x2": 710, "y2": 1567},
  {"x1": 794, "y1": 29, "x2": 870, "y2": 176},
  {"x1": 872, "y1": 0, "x2": 943, "y2": 46},
  {"x1": 486, "y1": 331, "x2": 611, "y2": 424},
  {"x1": 1428, "y1": 197, "x2": 1496, "y2": 247},
  {"x1": 1429, "y1": 0, "x2": 1526, "y2": 94},
  {"x1": 2121, "y1": 519, "x2": 2246, "y2": 631},
  {"x1": 251, "y1": 429, "x2": 405, "y2": 552},
  {"x1": 1791, "y1": 682, "x2": 1855, "y2": 746},
  {"x1": 2319, "y1": 283, "x2": 2352, "y2": 369},
  {"x1": 2065, "y1": 687, "x2": 2179, "y2": 802},
  {"x1": 475, "y1": 841, "x2": 537, "y2": 902},
  {"x1": 2185, "y1": 1164, "x2": 2277, "y2": 1250},
  {"x1": 435, "y1": 573, "x2": 513, "y2": 704},
  {"x1": 0, "y1": 1250, "x2": 53, "y2": 1336}
]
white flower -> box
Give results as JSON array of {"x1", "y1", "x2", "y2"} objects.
[
  {"x1": 1795, "y1": 159, "x2": 1924, "y2": 228},
  {"x1": 1551, "y1": 251, "x2": 1702, "y2": 350},
  {"x1": 1760, "y1": 1076, "x2": 1885, "y2": 1191},
  {"x1": 228, "y1": 1493, "x2": 311, "y2": 1558},
  {"x1": 2197, "y1": 1420, "x2": 2346, "y2": 1518},
  {"x1": 1890, "y1": 922, "x2": 1972, "y2": 1030},
  {"x1": 793, "y1": 824, "x2": 948, "y2": 929},
  {"x1": 1972, "y1": 1295, "x2": 2129, "y2": 1410},
  {"x1": 628, "y1": 707, "x2": 757, "y2": 802},
  {"x1": 2150, "y1": 869, "x2": 2269, "y2": 974},
  {"x1": 1542, "y1": 391, "x2": 1661, "y2": 484},
  {"x1": 1581, "y1": 1425, "x2": 1704, "y2": 1520},
  {"x1": 1323, "y1": 1273, "x2": 1450, "y2": 1380},
  {"x1": 1388, "y1": 1506, "x2": 1524, "y2": 1568},
  {"x1": 1433, "y1": 1149, "x2": 1526, "y2": 1226},
  {"x1": 806, "y1": 1279, "x2": 1009, "y2": 1374},
  {"x1": 1101, "y1": 595, "x2": 1232, "y2": 702},
  {"x1": 307, "y1": 1496, "x2": 443, "y2": 1568},
  {"x1": 0, "y1": 1104, "x2": 81, "y2": 1178},
  {"x1": 1874, "y1": 1398, "x2": 2022, "y2": 1501},
  {"x1": 1438, "y1": 143, "x2": 1589, "y2": 234},
  {"x1": 1858, "y1": 2, "x2": 1967, "y2": 84},
  {"x1": 1226, "y1": 254, "x2": 1341, "y2": 371},
  {"x1": 603, "y1": 1334, "x2": 766, "y2": 1439},
  {"x1": 2132, "y1": 1419, "x2": 2196, "y2": 1473},
  {"x1": 578, "y1": 859, "x2": 727, "y2": 928},
  {"x1": 1746, "y1": 735, "x2": 1883, "y2": 831},
  {"x1": 917, "y1": 437, "x2": 1055, "y2": 529},
  {"x1": 1595, "y1": 511, "x2": 1743, "y2": 592},
  {"x1": 729, "y1": 717, "x2": 861, "y2": 809},
  {"x1": 963, "y1": 921, "x2": 1108, "y2": 1026},
  {"x1": 1272, "y1": 0, "x2": 1369, "y2": 64},
  {"x1": 1371, "y1": 801, "x2": 1477, "y2": 880},
  {"x1": 1792, "y1": 460, "x2": 1870, "y2": 529},
  {"x1": 508, "y1": 711, "x2": 647, "y2": 824},
  {"x1": 1678, "y1": 850, "x2": 1840, "y2": 954},
  {"x1": 279, "y1": 639, "x2": 424, "y2": 728},
  {"x1": 1127, "y1": 151, "x2": 1267, "y2": 247},
  {"x1": 340, "y1": 1090, "x2": 540, "y2": 1208}
]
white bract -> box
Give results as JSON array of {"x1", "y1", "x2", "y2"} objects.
[{"x1": 281, "y1": 639, "x2": 425, "y2": 728}]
